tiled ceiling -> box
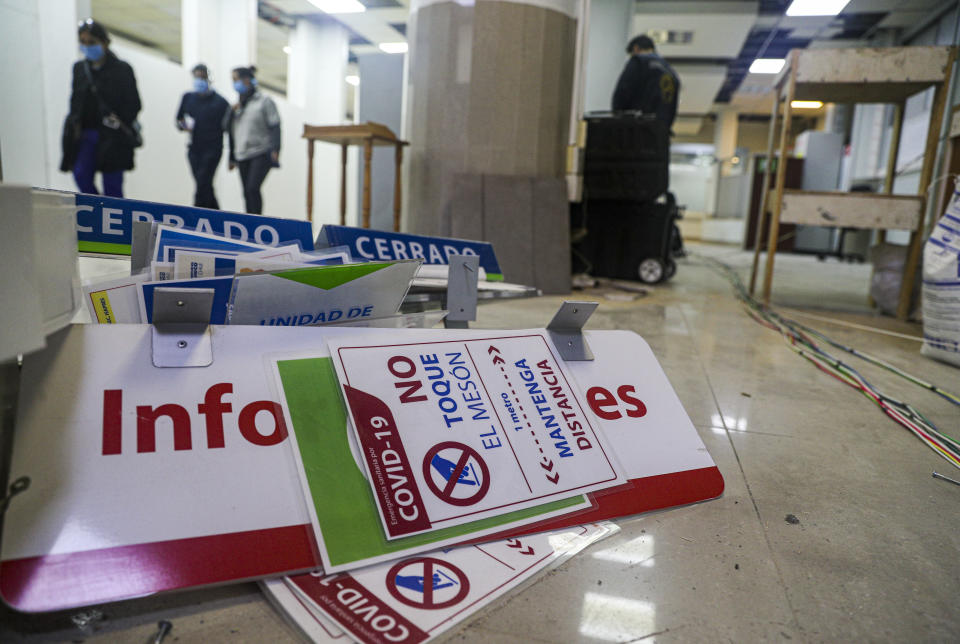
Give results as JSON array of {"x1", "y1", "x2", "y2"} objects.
[
  {"x1": 91, "y1": 0, "x2": 182, "y2": 62},
  {"x1": 91, "y1": 0, "x2": 408, "y2": 93},
  {"x1": 92, "y1": 0, "x2": 944, "y2": 112},
  {"x1": 709, "y1": 0, "x2": 950, "y2": 106}
]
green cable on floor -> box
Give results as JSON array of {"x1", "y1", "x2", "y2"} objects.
[{"x1": 691, "y1": 253, "x2": 960, "y2": 470}]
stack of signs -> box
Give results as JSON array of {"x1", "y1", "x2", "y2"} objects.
[
  {"x1": 273, "y1": 328, "x2": 723, "y2": 575},
  {"x1": 329, "y1": 335, "x2": 624, "y2": 538},
  {"x1": 2, "y1": 323, "x2": 722, "y2": 613},
  {"x1": 80, "y1": 225, "x2": 421, "y2": 326},
  {"x1": 262, "y1": 523, "x2": 618, "y2": 644}
]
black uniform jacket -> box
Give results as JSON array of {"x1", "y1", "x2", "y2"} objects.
[{"x1": 612, "y1": 53, "x2": 680, "y2": 131}]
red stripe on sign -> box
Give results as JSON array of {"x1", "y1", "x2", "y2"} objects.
[
  {"x1": 344, "y1": 385, "x2": 431, "y2": 538},
  {"x1": 482, "y1": 466, "x2": 725, "y2": 541},
  {"x1": 0, "y1": 524, "x2": 318, "y2": 613},
  {"x1": 290, "y1": 573, "x2": 430, "y2": 644}
]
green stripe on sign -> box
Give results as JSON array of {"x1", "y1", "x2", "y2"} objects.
[
  {"x1": 273, "y1": 262, "x2": 392, "y2": 290},
  {"x1": 276, "y1": 357, "x2": 586, "y2": 567},
  {"x1": 485, "y1": 273, "x2": 504, "y2": 282},
  {"x1": 78, "y1": 241, "x2": 132, "y2": 255}
]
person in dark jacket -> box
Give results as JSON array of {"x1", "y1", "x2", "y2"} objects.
[
  {"x1": 60, "y1": 19, "x2": 141, "y2": 197},
  {"x1": 176, "y1": 64, "x2": 229, "y2": 209},
  {"x1": 225, "y1": 66, "x2": 281, "y2": 215},
  {"x1": 612, "y1": 35, "x2": 680, "y2": 133}
]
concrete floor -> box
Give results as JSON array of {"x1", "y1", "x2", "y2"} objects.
[{"x1": 3, "y1": 244, "x2": 959, "y2": 642}]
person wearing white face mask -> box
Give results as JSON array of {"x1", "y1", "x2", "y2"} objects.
[
  {"x1": 60, "y1": 19, "x2": 141, "y2": 198},
  {"x1": 224, "y1": 66, "x2": 280, "y2": 215},
  {"x1": 176, "y1": 63, "x2": 230, "y2": 209},
  {"x1": 223, "y1": 65, "x2": 281, "y2": 215}
]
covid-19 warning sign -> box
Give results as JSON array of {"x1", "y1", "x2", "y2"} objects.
[{"x1": 328, "y1": 333, "x2": 626, "y2": 539}]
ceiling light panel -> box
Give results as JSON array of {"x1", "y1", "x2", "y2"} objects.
[
  {"x1": 786, "y1": 0, "x2": 851, "y2": 17},
  {"x1": 749, "y1": 58, "x2": 786, "y2": 74}
]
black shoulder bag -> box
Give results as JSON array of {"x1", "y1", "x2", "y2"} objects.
[{"x1": 83, "y1": 61, "x2": 143, "y2": 148}]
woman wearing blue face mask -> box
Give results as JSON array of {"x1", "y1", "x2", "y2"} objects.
[
  {"x1": 176, "y1": 64, "x2": 229, "y2": 209},
  {"x1": 60, "y1": 19, "x2": 142, "y2": 198},
  {"x1": 223, "y1": 65, "x2": 281, "y2": 215}
]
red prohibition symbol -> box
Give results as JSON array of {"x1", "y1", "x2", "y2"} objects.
[
  {"x1": 387, "y1": 557, "x2": 471, "y2": 609},
  {"x1": 422, "y1": 441, "x2": 491, "y2": 506}
]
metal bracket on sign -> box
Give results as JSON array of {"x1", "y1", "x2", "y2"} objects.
[
  {"x1": 547, "y1": 301, "x2": 598, "y2": 361},
  {"x1": 151, "y1": 287, "x2": 215, "y2": 368},
  {"x1": 444, "y1": 254, "x2": 480, "y2": 329}
]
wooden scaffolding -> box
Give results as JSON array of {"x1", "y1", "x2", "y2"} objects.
[{"x1": 748, "y1": 45, "x2": 957, "y2": 320}]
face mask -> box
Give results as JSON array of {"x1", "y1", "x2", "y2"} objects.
[
  {"x1": 80, "y1": 44, "x2": 103, "y2": 61},
  {"x1": 193, "y1": 78, "x2": 210, "y2": 93},
  {"x1": 234, "y1": 80, "x2": 247, "y2": 94}
]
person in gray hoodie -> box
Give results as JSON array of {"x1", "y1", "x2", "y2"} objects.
[{"x1": 224, "y1": 66, "x2": 280, "y2": 214}]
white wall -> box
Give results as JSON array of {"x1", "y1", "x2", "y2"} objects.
[
  {"x1": 670, "y1": 162, "x2": 716, "y2": 214},
  {"x1": 583, "y1": 0, "x2": 632, "y2": 113},
  {"x1": 285, "y1": 18, "x2": 354, "y2": 228},
  {"x1": 0, "y1": 0, "x2": 75, "y2": 190},
  {"x1": 0, "y1": 5, "x2": 346, "y2": 238},
  {"x1": 356, "y1": 52, "x2": 405, "y2": 231}
]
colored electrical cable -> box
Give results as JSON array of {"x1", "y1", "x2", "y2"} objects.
[{"x1": 695, "y1": 254, "x2": 960, "y2": 470}]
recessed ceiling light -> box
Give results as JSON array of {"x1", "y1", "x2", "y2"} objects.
[
  {"x1": 749, "y1": 58, "x2": 785, "y2": 74},
  {"x1": 345, "y1": 75, "x2": 360, "y2": 86},
  {"x1": 791, "y1": 100, "x2": 824, "y2": 109},
  {"x1": 378, "y1": 42, "x2": 408, "y2": 54},
  {"x1": 307, "y1": 0, "x2": 366, "y2": 14},
  {"x1": 786, "y1": 0, "x2": 851, "y2": 16},
  {"x1": 282, "y1": 45, "x2": 291, "y2": 55}
]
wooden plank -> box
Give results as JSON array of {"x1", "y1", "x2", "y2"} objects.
[
  {"x1": 339, "y1": 143, "x2": 348, "y2": 226},
  {"x1": 795, "y1": 46, "x2": 951, "y2": 85},
  {"x1": 306, "y1": 139, "x2": 314, "y2": 223},
  {"x1": 749, "y1": 94, "x2": 779, "y2": 296},
  {"x1": 302, "y1": 122, "x2": 407, "y2": 147},
  {"x1": 921, "y1": 52, "x2": 955, "y2": 237},
  {"x1": 900, "y1": 48, "x2": 955, "y2": 319},
  {"x1": 393, "y1": 144, "x2": 403, "y2": 232},
  {"x1": 761, "y1": 54, "x2": 797, "y2": 305},
  {"x1": 792, "y1": 82, "x2": 932, "y2": 104},
  {"x1": 779, "y1": 191, "x2": 922, "y2": 230},
  {"x1": 362, "y1": 140, "x2": 373, "y2": 229}
]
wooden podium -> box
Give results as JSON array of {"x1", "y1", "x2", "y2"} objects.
[{"x1": 303, "y1": 122, "x2": 409, "y2": 230}]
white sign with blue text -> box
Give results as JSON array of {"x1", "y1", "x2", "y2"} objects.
[{"x1": 227, "y1": 260, "x2": 421, "y2": 326}]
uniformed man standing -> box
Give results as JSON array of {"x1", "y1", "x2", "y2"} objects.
[{"x1": 612, "y1": 35, "x2": 680, "y2": 133}]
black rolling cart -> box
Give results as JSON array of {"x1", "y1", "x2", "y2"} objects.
[{"x1": 573, "y1": 112, "x2": 681, "y2": 284}]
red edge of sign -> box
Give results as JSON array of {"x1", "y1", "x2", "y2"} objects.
[
  {"x1": 478, "y1": 466, "x2": 725, "y2": 542},
  {"x1": 0, "y1": 467, "x2": 723, "y2": 613},
  {"x1": 0, "y1": 524, "x2": 318, "y2": 613}
]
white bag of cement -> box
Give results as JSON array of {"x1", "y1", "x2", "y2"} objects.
[{"x1": 921, "y1": 189, "x2": 960, "y2": 367}]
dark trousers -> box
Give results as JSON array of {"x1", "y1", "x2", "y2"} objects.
[
  {"x1": 237, "y1": 152, "x2": 272, "y2": 215},
  {"x1": 73, "y1": 129, "x2": 124, "y2": 197},
  {"x1": 188, "y1": 146, "x2": 222, "y2": 209}
]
